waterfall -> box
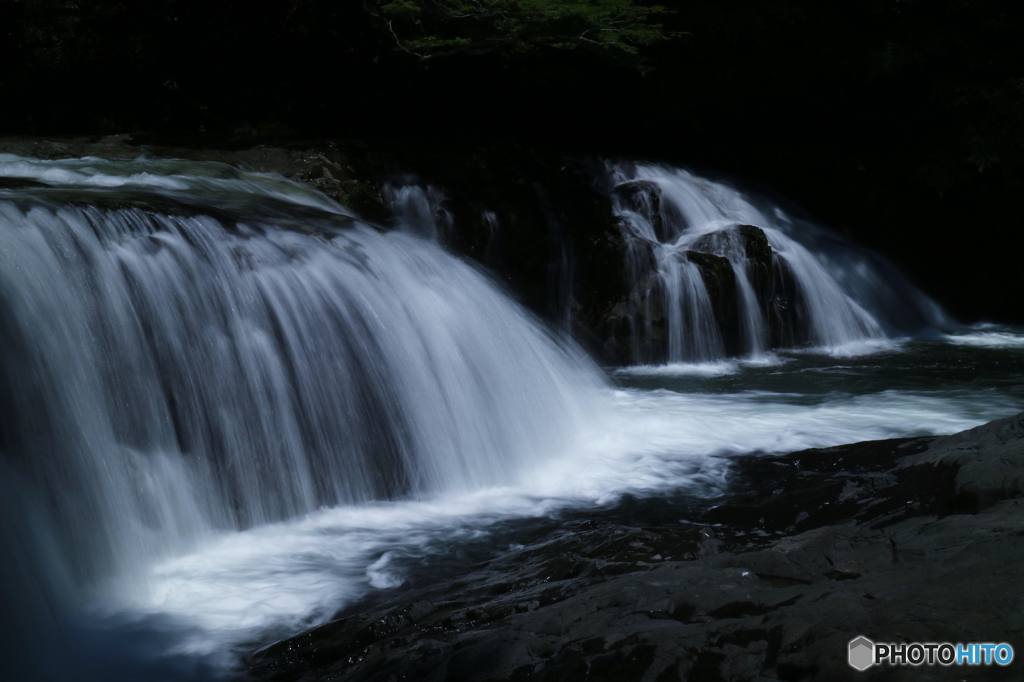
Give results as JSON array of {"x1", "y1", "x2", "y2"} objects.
[
  {"x1": 608, "y1": 163, "x2": 950, "y2": 362},
  {"x1": 382, "y1": 177, "x2": 453, "y2": 241},
  {"x1": 1, "y1": 152, "x2": 973, "y2": 680},
  {"x1": 0, "y1": 155, "x2": 603, "y2": 607}
]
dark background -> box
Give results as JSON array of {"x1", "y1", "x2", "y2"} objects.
[{"x1": 1, "y1": 0, "x2": 1021, "y2": 323}]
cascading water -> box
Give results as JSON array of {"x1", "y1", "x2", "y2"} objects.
[
  {"x1": 0, "y1": 154, "x2": 605, "y2": 677},
  {"x1": 608, "y1": 163, "x2": 951, "y2": 363},
  {"x1": 2, "y1": 153, "x2": 1021, "y2": 682},
  {"x1": 381, "y1": 177, "x2": 453, "y2": 241}
]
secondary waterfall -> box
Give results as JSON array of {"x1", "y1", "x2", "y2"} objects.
[
  {"x1": 382, "y1": 177, "x2": 452, "y2": 241},
  {"x1": 608, "y1": 163, "x2": 950, "y2": 363},
  {"x1": 0, "y1": 155, "x2": 603, "y2": 647}
]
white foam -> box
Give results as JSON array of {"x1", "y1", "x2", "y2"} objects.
[
  {"x1": 614, "y1": 354, "x2": 789, "y2": 378},
  {"x1": 786, "y1": 337, "x2": 907, "y2": 358},
  {"x1": 101, "y1": 489, "x2": 572, "y2": 654},
  {"x1": 614, "y1": 361, "x2": 740, "y2": 377},
  {"x1": 94, "y1": 382, "x2": 1023, "y2": 660},
  {"x1": 943, "y1": 331, "x2": 1024, "y2": 348}
]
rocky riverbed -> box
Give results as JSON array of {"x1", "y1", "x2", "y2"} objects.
[{"x1": 241, "y1": 412, "x2": 1024, "y2": 682}]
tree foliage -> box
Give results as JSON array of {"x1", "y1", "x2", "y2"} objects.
[{"x1": 364, "y1": 0, "x2": 670, "y2": 66}]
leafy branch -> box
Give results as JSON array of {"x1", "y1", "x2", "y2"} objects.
[{"x1": 363, "y1": 0, "x2": 672, "y2": 66}]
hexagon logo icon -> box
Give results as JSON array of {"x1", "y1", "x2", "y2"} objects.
[{"x1": 848, "y1": 636, "x2": 875, "y2": 671}]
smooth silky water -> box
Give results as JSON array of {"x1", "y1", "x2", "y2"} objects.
[{"x1": 1, "y1": 155, "x2": 1022, "y2": 680}]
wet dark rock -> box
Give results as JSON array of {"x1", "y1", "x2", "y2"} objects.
[
  {"x1": 690, "y1": 224, "x2": 775, "y2": 326},
  {"x1": 614, "y1": 180, "x2": 669, "y2": 242},
  {"x1": 243, "y1": 413, "x2": 1024, "y2": 682},
  {"x1": 735, "y1": 225, "x2": 773, "y2": 286},
  {"x1": 409, "y1": 601, "x2": 438, "y2": 622},
  {"x1": 602, "y1": 273, "x2": 669, "y2": 365},
  {"x1": 685, "y1": 251, "x2": 741, "y2": 356},
  {"x1": 769, "y1": 254, "x2": 810, "y2": 348},
  {"x1": 736, "y1": 225, "x2": 774, "y2": 322},
  {"x1": 607, "y1": 224, "x2": 782, "y2": 362},
  {"x1": 601, "y1": 233, "x2": 766, "y2": 364}
]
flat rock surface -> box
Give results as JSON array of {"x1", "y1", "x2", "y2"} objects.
[{"x1": 240, "y1": 412, "x2": 1024, "y2": 682}]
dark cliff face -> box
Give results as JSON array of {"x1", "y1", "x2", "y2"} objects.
[{"x1": 348, "y1": 144, "x2": 628, "y2": 342}]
